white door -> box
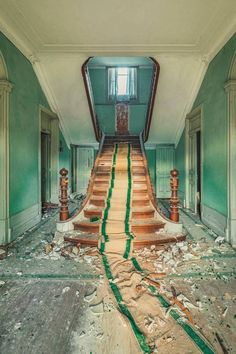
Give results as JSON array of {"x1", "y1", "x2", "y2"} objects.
[{"x1": 76, "y1": 147, "x2": 94, "y2": 194}]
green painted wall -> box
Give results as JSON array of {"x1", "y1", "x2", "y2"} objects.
[
  {"x1": 145, "y1": 148, "x2": 156, "y2": 192},
  {"x1": 193, "y1": 34, "x2": 236, "y2": 216},
  {"x1": 89, "y1": 67, "x2": 153, "y2": 135},
  {"x1": 175, "y1": 34, "x2": 236, "y2": 215},
  {"x1": 0, "y1": 32, "x2": 50, "y2": 216}
]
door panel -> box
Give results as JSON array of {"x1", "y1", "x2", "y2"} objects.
[
  {"x1": 41, "y1": 133, "x2": 51, "y2": 204},
  {"x1": 156, "y1": 145, "x2": 174, "y2": 198},
  {"x1": 189, "y1": 134, "x2": 197, "y2": 211},
  {"x1": 76, "y1": 147, "x2": 94, "y2": 194}
]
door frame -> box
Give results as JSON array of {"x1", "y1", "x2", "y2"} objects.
[
  {"x1": 185, "y1": 105, "x2": 203, "y2": 213},
  {"x1": 115, "y1": 103, "x2": 129, "y2": 134},
  {"x1": 39, "y1": 106, "x2": 59, "y2": 208},
  {"x1": 225, "y1": 51, "x2": 236, "y2": 246},
  {"x1": 0, "y1": 53, "x2": 12, "y2": 244}
]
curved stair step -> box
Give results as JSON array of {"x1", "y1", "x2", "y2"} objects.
[
  {"x1": 84, "y1": 207, "x2": 103, "y2": 218},
  {"x1": 131, "y1": 219, "x2": 165, "y2": 233},
  {"x1": 90, "y1": 196, "x2": 106, "y2": 207},
  {"x1": 73, "y1": 220, "x2": 100, "y2": 233},
  {"x1": 132, "y1": 207, "x2": 155, "y2": 219}
]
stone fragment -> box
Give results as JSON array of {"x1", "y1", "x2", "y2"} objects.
[
  {"x1": 0, "y1": 249, "x2": 7, "y2": 260},
  {"x1": 72, "y1": 246, "x2": 79, "y2": 255},
  {"x1": 0, "y1": 280, "x2": 6, "y2": 287},
  {"x1": 62, "y1": 286, "x2": 70, "y2": 294},
  {"x1": 44, "y1": 244, "x2": 53, "y2": 254}
]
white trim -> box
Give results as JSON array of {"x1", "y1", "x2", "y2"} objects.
[
  {"x1": 185, "y1": 105, "x2": 202, "y2": 212},
  {"x1": 201, "y1": 204, "x2": 227, "y2": 237},
  {"x1": 39, "y1": 106, "x2": 60, "y2": 206},
  {"x1": 10, "y1": 204, "x2": 41, "y2": 241},
  {"x1": 0, "y1": 79, "x2": 12, "y2": 245},
  {"x1": 225, "y1": 73, "x2": 236, "y2": 246}
]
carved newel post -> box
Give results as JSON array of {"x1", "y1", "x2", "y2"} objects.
[
  {"x1": 170, "y1": 169, "x2": 179, "y2": 222},
  {"x1": 59, "y1": 168, "x2": 69, "y2": 221}
]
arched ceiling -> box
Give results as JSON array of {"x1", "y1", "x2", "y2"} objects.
[{"x1": 0, "y1": 0, "x2": 235, "y2": 145}]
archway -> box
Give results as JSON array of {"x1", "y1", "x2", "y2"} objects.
[
  {"x1": 0, "y1": 53, "x2": 12, "y2": 244},
  {"x1": 225, "y1": 51, "x2": 236, "y2": 246}
]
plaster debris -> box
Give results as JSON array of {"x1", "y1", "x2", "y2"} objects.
[
  {"x1": 62, "y1": 286, "x2": 71, "y2": 294},
  {"x1": 0, "y1": 280, "x2": 6, "y2": 287},
  {"x1": 215, "y1": 236, "x2": 225, "y2": 244},
  {"x1": 0, "y1": 248, "x2": 7, "y2": 260}
]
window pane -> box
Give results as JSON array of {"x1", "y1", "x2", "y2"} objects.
[
  {"x1": 117, "y1": 74, "x2": 128, "y2": 95},
  {"x1": 117, "y1": 67, "x2": 128, "y2": 75}
]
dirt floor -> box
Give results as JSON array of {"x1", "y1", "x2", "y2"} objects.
[{"x1": 0, "y1": 204, "x2": 236, "y2": 354}]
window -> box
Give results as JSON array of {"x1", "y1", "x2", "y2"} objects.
[{"x1": 108, "y1": 67, "x2": 137, "y2": 102}]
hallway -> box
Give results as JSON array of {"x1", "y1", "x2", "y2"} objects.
[{"x1": 0, "y1": 203, "x2": 236, "y2": 353}]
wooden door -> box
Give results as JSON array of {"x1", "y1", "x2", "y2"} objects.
[
  {"x1": 116, "y1": 103, "x2": 129, "y2": 135},
  {"x1": 156, "y1": 145, "x2": 174, "y2": 198}
]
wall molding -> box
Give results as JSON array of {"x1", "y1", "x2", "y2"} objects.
[
  {"x1": 10, "y1": 204, "x2": 41, "y2": 241},
  {"x1": 185, "y1": 105, "x2": 202, "y2": 212},
  {"x1": 0, "y1": 78, "x2": 12, "y2": 245},
  {"x1": 39, "y1": 106, "x2": 60, "y2": 206},
  {"x1": 225, "y1": 66, "x2": 236, "y2": 246},
  {"x1": 201, "y1": 204, "x2": 227, "y2": 237}
]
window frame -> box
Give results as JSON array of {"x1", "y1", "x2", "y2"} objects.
[{"x1": 107, "y1": 66, "x2": 138, "y2": 103}]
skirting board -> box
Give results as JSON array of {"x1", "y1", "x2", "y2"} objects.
[
  {"x1": 10, "y1": 204, "x2": 41, "y2": 242},
  {"x1": 201, "y1": 204, "x2": 227, "y2": 237}
]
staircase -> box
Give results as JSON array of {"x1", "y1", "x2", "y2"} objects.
[{"x1": 58, "y1": 134, "x2": 186, "y2": 248}]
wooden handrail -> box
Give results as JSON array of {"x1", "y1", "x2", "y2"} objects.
[
  {"x1": 82, "y1": 57, "x2": 101, "y2": 141},
  {"x1": 139, "y1": 131, "x2": 157, "y2": 208},
  {"x1": 58, "y1": 133, "x2": 105, "y2": 224},
  {"x1": 139, "y1": 132, "x2": 179, "y2": 224},
  {"x1": 143, "y1": 57, "x2": 160, "y2": 142}
]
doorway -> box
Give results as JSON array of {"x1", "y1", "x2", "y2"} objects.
[
  {"x1": 196, "y1": 131, "x2": 201, "y2": 215},
  {"x1": 186, "y1": 106, "x2": 202, "y2": 215},
  {"x1": 41, "y1": 132, "x2": 51, "y2": 205},
  {"x1": 116, "y1": 103, "x2": 129, "y2": 135}
]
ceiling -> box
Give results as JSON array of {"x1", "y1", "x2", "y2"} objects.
[{"x1": 0, "y1": 0, "x2": 235, "y2": 145}]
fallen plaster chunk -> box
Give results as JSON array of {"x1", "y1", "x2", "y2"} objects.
[
  {"x1": 0, "y1": 249, "x2": 7, "y2": 260},
  {"x1": 222, "y1": 307, "x2": 228, "y2": 318},
  {"x1": 14, "y1": 322, "x2": 22, "y2": 330},
  {"x1": 215, "y1": 236, "x2": 225, "y2": 244},
  {"x1": 62, "y1": 286, "x2": 71, "y2": 294}
]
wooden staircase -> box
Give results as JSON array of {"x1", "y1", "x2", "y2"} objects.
[{"x1": 60, "y1": 134, "x2": 186, "y2": 248}]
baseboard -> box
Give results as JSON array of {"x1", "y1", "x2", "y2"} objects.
[
  {"x1": 201, "y1": 204, "x2": 227, "y2": 237},
  {"x1": 10, "y1": 204, "x2": 41, "y2": 241}
]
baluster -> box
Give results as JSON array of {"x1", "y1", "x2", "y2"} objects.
[
  {"x1": 59, "y1": 168, "x2": 69, "y2": 221},
  {"x1": 170, "y1": 169, "x2": 179, "y2": 222}
]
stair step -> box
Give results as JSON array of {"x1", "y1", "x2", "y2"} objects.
[
  {"x1": 92, "y1": 188, "x2": 108, "y2": 196},
  {"x1": 131, "y1": 219, "x2": 165, "y2": 234},
  {"x1": 73, "y1": 220, "x2": 100, "y2": 233},
  {"x1": 132, "y1": 196, "x2": 150, "y2": 207},
  {"x1": 84, "y1": 208, "x2": 103, "y2": 218},
  {"x1": 90, "y1": 196, "x2": 106, "y2": 207},
  {"x1": 132, "y1": 207, "x2": 155, "y2": 219}
]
